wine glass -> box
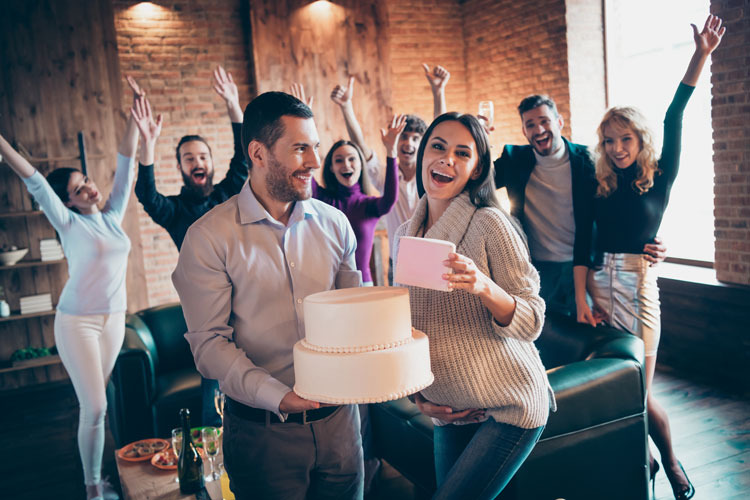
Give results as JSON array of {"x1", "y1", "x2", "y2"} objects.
[
  {"x1": 478, "y1": 101, "x2": 494, "y2": 129},
  {"x1": 201, "y1": 427, "x2": 221, "y2": 481},
  {"x1": 171, "y1": 428, "x2": 182, "y2": 482},
  {"x1": 214, "y1": 388, "x2": 225, "y2": 427}
]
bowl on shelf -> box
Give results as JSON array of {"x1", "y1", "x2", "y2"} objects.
[{"x1": 0, "y1": 248, "x2": 29, "y2": 266}]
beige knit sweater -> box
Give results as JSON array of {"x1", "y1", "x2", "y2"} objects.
[{"x1": 394, "y1": 192, "x2": 555, "y2": 429}]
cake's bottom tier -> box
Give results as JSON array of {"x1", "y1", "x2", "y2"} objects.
[{"x1": 293, "y1": 329, "x2": 434, "y2": 405}]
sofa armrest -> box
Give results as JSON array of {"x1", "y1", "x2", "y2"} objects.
[
  {"x1": 586, "y1": 333, "x2": 644, "y2": 365},
  {"x1": 544, "y1": 356, "x2": 646, "y2": 439}
]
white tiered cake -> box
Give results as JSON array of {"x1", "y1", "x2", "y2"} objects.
[{"x1": 293, "y1": 287, "x2": 434, "y2": 404}]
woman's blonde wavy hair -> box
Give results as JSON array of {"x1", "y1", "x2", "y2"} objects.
[{"x1": 594, "y1": 106, "x2": 660, "y2": 197}]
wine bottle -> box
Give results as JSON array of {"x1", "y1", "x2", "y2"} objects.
[{"x1": 177, "y1": 408, "x2": 204, "y2": 494}]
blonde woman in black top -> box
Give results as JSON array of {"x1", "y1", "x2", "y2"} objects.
[{"x1": 574, "y1": 15, "x2": 725, "y2": 500}]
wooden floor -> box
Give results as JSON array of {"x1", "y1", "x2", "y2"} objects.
[
  {"x1": 648, "y1": 369, "x2": 750, "y2": 500},
  {"x1": 0, "y1": 368, "x2": 747, "y2": 500}
]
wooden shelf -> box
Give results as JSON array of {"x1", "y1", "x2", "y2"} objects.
[
  {"x1": 0, "y1": 309, "x2": 56, "y2": 323},
  {"x1": 0, "y1": 354, "x2": 61, "y2": 374},
  {"x1": 0, "y1": 259, "x2": 65, "y2": 271},
  {"x1": 0, "y1": 210, "x2": 44, "y2": 219}
]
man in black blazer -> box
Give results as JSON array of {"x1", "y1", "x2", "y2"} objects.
[{"x1": 493, "y1": 95, "x2": 664, "y2": 317}]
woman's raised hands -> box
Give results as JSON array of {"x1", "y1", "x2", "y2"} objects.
[
  {"x1": 131, "y1": 97, "x2": 162, "y2": 145},
  {"x1": 213, "y1": 66, "x2": 239, "y2": 105},
  {"x1": 126, "y1": 75, "x2": 145, "y2": 102},
  {"x1": 131, "y1": 96, "x2": 162, "y2": 167},
  {"x1": 683, "y1": 14, "x2": 726, "y2": 86},
  {"x1": 290, "y1": 82, "x2": 314, "y2": 108},
  {"x1": 422, "y1": 63, "x2": 450, "y2": 92},
  {"x1": 380, "y1": 114, "x2": 408, "y2": 159},
  {"x1": 691, "y1": 14, "x2": 726, "y2": 56},
  {"x1": 330, "y1": 76, "x2": 355, "y2": 108},
  {"x1": 214, "y1": 66, "x2": 243, "y2": 122}
]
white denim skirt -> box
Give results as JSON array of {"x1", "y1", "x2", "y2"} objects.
[{"x1": 587, "y1": 253, "x2": 661, "y2": 356}]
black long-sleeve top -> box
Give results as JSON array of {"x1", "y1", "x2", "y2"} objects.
[
  {"x1": 592, "y1": 83, "x2": 694, "y2": 258},
  {"x1": 135, "y1": 122, "x2": 248, "y2": 249}
]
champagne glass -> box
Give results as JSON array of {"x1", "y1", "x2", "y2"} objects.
[
  {"x1": 214, "y1": 388, "x2": 225, "y2": 428},
  {"x1": 478, "y1": 100, "x2": 494, "y2": 129},
  {"x1": 201, "y1": 427, "x2": 221, "y2": 481},
  {"x1": 171, "y1": 428, "x2": 183, "y2": 482}
]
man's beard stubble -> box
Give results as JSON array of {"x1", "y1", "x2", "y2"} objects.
[{"x1": 266, "y1": 153, "x2": 310, "y2": 203}]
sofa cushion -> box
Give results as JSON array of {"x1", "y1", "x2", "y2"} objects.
[{"x1": 138, "y1": 304, "x2": 194, "y2": 375}]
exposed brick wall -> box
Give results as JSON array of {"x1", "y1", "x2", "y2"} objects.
[
  {"x1": 112, "y1": 0, "x2": 748, "y2": 306},
  {"x1": 114, "y1": 0, "x2": 254, "y2": 306},
  {"x1": 386, "y1": 0, "x2": 469, "y2": 122},
  {"x1": 387, "y1": 0, "x2": 572, "y2": 146},
  {"x1": 710, "y1": 0, "x2": 750, "y2": 285},
  {"x1": 461, "y1": 0, "x2": 572, "y2": 149}
]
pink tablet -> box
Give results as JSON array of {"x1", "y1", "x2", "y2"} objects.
[{"x1": 394, "y1": 236, "x2": 455, "y2": 292}]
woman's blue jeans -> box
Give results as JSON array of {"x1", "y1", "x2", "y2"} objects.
[{"x1": 433, "y1": 418, "x2": 544, "y2": 500}]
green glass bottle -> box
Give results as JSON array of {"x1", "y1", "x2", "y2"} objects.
[{"x1": 178, "y1": 408, "x2": 204, "y2": 494}]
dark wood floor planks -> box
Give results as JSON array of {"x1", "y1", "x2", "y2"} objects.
[{"x1": 651, "y1": 370, "x2": 750, "y2": 500}]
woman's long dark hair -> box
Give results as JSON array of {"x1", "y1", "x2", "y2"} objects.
[
  {"x1": 416, "y1": 112, "x2": 500, "y2": 211},
  {"x1": 321, "y1": 140, "x2": 375, "y2": 196},
  {"x1": 46, "y1": 167, "x2": 79, "y2": 212}
]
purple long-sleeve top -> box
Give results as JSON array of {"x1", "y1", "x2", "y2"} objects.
[{"x1": 312, "y1": 156, "x2": 399, "y2": 283}]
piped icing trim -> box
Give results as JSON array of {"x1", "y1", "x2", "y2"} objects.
[
  {"x1": 301, "y1": 328, "x2": 415, "y2": 353},
  {"x1": 293, "y1": 373, "x2": 434, "y2": 405}
]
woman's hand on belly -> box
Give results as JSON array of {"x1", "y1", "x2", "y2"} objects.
[{"x1": 413, "y1": 392, "x2": 485, "y2": 423}]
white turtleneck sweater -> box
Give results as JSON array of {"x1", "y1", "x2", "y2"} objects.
[
  {"x1": 524, "y1": 145, "x2": 575, "y2": 262},
  {"x1": 394, "y1": 192, "x2": 554, "y2": 429}
]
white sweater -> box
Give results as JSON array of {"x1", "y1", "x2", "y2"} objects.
[{"x1": 394, "y1": 192, "x2": 555, "y2": 429}]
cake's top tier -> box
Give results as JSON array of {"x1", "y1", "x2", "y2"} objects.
[{"x1": 303, "y1": 286, "x2": 412, "y2": 352}]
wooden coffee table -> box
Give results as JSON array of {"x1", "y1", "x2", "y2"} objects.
[{"x1": 115, "y1": 449, "x2": 226, "y2": 499}]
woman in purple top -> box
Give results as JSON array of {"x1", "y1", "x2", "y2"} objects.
[{"x1": 312, "y1": 114, "x2": 405, "y2": 284}]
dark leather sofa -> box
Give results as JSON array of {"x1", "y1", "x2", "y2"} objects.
[
  {"x1": 370, "y1": 312, "x2": 651, "y2": 500},
  {"x1": 107, "y1": 303, "x2": 202, "y2": 447}
]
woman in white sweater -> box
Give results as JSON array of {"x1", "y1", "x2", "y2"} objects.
[
  {"x1": 393, "y1": 112, "x2": 554, "y2": 499},
  {"x1": 0, "y1": 79, "x2": 153, "y2": 500}
]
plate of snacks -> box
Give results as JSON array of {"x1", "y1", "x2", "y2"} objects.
[
  {"x1": 151, "y1": 450, "x2": 178, "y2": 470},
  {"x1": 118, "y1": 438, "x2": 170, "y2": 462},
  {"x1": 151, "y1": 447, "x2": 204, "y2": 470}
]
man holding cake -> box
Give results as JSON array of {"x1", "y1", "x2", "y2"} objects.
[{"x1": 172, "y1": 91, "x2": 365, "y2": 499}]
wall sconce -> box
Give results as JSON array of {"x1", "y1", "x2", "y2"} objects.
[
  {"x1": 306, "y1": 1, "x2": 336, "y2": 18},
  {"x1": 131, "y1": 2, "x2": 167, "y2": 20}
]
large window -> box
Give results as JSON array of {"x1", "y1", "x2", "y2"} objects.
[{"x1": 605, "y1": 0, "x2": 714, "y2": 263}]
